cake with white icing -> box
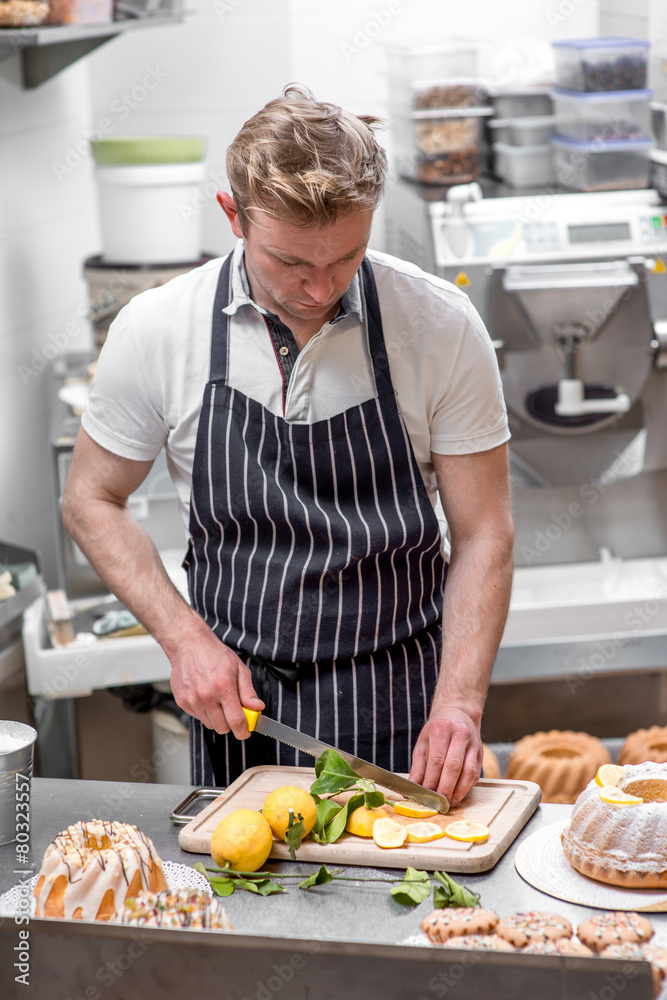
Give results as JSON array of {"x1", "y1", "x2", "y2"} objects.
[
  {"x1": 562, "y1": 763, "x2": 667, "y2": 888},
  {"x1": 33, "y1": 820, "x2": 167, "y2": 921}
]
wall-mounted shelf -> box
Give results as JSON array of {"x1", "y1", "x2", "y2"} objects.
[{"x1": 0, "y1": 12, "x2": 183, "y2": 88}]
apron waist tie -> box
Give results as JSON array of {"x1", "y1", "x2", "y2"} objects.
[{"x1": 246, "y1": 653, "x2": 299, "y2": 715}]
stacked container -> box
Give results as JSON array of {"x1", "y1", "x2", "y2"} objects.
[
  {"x1": 387, "y1": 42, "x2": 492, "y2": 185},
  {"x1": 487, "y1": 86, "x2": 556, "y2": 188},
  {"x1": 550, "y1": 38, "x2": 653, "y2": 192}
]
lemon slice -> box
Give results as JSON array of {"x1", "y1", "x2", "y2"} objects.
[
  {"x1": 595, "y1": 764, "x2": 625, "y2": 788},
  {"x1": 372, "y1": 817, "x2": 408, "y2": 849},
  {"x1": 405, "y1": 822, "x2": 446, "y2": 843},
  {"x1": 599, "y1": 787, "x2": 643, "y2": 807},
  {"x1": 444, "y1": 820, "x2": 490, "y2": 843},
  {"x1": 393, "y1": 800, "x2": 439, "y2": 819}
]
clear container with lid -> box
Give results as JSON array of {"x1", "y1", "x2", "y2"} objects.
[
  {"x1": 550, "y1": 135, "x2": 652, "y2": 191},
  {"x1": 493, "y1": 143, "x2": 555, "y2": 188},
  {"x1": 507, "y1": 115, "x2": 556, "y2": 146},
  {"x1": 489, "y1": 87, "x2": 553, "y2": 119},
  {"x1": 388, "y1": 77, "x2": 482, "y2": 113},
  {"x1": 552, "y1": 37, "x2": 650, "y2": 93},
  {"x1": 395, "y1": 107, "x2": 491, "y2": 184},
  {"x1": 552, "y1": 88, "x2": 652, "y2": 141},
  {"x1": 386, "y1": 41, "x2": 479, "y2": 82}
]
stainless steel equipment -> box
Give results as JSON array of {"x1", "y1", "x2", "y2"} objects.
[{"x1": 386, "y1": 180, "x2": 667, "y2": 682}]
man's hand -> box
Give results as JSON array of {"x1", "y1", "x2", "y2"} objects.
[
  {"x1": 409, "y1": 706, "x2": 483, "y2": 808},
  {"x1": 167, "y1": 623, "x2": 265, "y2": 739}
]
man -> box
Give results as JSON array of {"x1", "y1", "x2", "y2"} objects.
[{"x1": 63, "y1": 85, "x2": 513, "y2": 807}]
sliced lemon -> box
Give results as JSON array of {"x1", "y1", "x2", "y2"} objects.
[
  {"x1": 599, "y1": 787, "x2": 643, "y2": 807},
  {"x1": 595, "y1": 764, "x2": 626, "y2": 788},
  {"x1": 392, "y1": 800, "x2": 439, "y2": 819},
  {"x1": 372, "y1": 817, "x2": 408, "y2": 849},
  {"x1": 405, "y1": 822, "x2": 446, "y2": 844},
  {"x1": 444, "y1": 820, "x2": 490, "y2": 843}
]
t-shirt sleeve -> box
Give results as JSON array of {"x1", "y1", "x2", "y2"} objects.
[
  {"x1": 429, "y1": 300, "x2": 510, "y2": 455},
  {"x1": 81, "y1": 303, "x2": 168, "y2": 462}
]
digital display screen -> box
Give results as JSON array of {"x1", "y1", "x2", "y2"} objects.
[{"x1": 568, "y1": 222, "x2": 631, "y2": 244}]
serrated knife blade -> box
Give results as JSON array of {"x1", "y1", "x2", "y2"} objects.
[{"x1": 246, "y1": 711, "x2": 449, "y2": 814}]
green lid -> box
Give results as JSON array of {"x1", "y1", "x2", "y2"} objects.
[{"x1": 90, "y1": 136, "x2": 207, "y2": 166}]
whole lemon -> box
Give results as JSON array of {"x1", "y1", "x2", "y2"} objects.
[
  {"x1": 345, "y1": 805, "x2": 390, "y2": 838},
  {"x1": 262, "y1": 786, "x2": 318, "y2": 841},
  {"x1": 210, "y1": 809, "x2": 273, "y2": 872}
]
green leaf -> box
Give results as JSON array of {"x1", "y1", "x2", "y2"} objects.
[
  {"x1": 311, "y1": 749, "x2": 361, "y2": 794},
  {"x1": 390, "y1": 867, "x2": 431, "y2": 907},
  {"x1": 321, "y1": 792, "x2": 364, "y2": 843},
  {"x1": 363, "y1": 788, "x2": 385, "y2": 808},
  {"x1": 284, "y1": 809, "x2": 306, "y2": 861},
  {"x1": 313, "y1": 798, "x2": 343, "y2": 836},
  {"x1": 433, "y1": 871, "x2": 480, "y2": 908},
  {"x1": 208, "y1": 879, "x2": 236, "y2": 897},
  {"x1": 233, "y1": 877, "x2": 285, "y2": 896},
  {"x1": 299, "y1": 865, "x2": 335, "y2": 889}
]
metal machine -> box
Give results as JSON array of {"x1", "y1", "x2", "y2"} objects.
[{"x1": 386, "y1": 180, "x2": 667, "y2": 682}]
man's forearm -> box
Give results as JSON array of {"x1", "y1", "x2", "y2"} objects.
[
  {"x1": 62, "y1": 495, "x2": 205, "y2": 659},
  {"x1": 432, "y1": 532, "x2": 514, "y2": 723}
]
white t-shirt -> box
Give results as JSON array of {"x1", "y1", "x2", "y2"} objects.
[{"x1": 82, "y1": 243, "x2": 509, "y2": 555}]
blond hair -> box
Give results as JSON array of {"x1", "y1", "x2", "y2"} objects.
[{"x1": 226, "y1": 84, "x2": 387, "y2": 231}]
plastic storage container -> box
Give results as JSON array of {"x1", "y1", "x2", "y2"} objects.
[
  {"x1": 653, "y1": 103, "x2": 667, "y2": 151},
  {"x1": 388, "y1": 78, "x2": 481, "y2": 112},
  {"x1": 551, "y1": 135, "x2": 652, "y2": 191},
  {"x1": 395, "y1": 107, "x2": 490, "y2": 184},
  {"x1": 553, "y1": 37, "x2": 650, "y2": 93},
  {"x1": 487, "y1": 118, "x2": 511, "y2": 144},
  {"x1": 386, "y1": 41, "x2": 479, "y2": 82},
  {"x1": 47, "y1": 0, "x2": 112, "y2": 24},
  {"x1": 507, "y1": 115, "x2": 556, "y2": 146},
  {"x1": 493, "y1": 143, "x2": 555, "y2": 188},
  {"x1": 552, "y1": 88, "x2": 652, "y2": 141},
  {"x1": 489, "y1": 87, "x2": 553, "y2": 119},
  {"x1": 91, "y1": 136, "x2": 207, "y2": 266}
]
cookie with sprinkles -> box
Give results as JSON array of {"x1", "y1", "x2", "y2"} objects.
[
  {"x1": 496, "y1": 911, "x2": 572, "y2": 949},
  {"x1": 440, "y1": 934, "x2": 514, "y2": 952},
  {"x1": 599, "y1": 942, "x2": 666, "y2": 996},
  {"x1": 577, "y1": 912, "x2": 654, "y2": 952},
  {"x1": 523, "y1": 938, "x2": 594, "y2": 957},
  {"x1": 420, "y1": 907, "x2": 499, "y2": 945}
]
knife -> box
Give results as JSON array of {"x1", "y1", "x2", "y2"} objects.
[{"x1": 242, "y1": 708, "x2": 449, "y2": 814}]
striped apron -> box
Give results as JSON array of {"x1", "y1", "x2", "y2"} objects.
[{"x1": 185, "y1": 253, "x2": 448, "y2": 786}]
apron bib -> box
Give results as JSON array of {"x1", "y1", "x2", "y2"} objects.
[{"x1": 184, "y1": 253, "x2": 447, "y2": 785}]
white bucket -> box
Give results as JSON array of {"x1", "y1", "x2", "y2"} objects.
[{"x1": 95, "y1": 161, "x2": 207, "y2": 265}]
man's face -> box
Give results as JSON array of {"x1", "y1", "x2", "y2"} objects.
[{"x1": 223, "y1": 196, "x2": 373, "y2": 326}]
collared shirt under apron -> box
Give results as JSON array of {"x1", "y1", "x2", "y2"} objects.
[{"x1": 184, "y1": 253, "x2": 448, "y2": 786}]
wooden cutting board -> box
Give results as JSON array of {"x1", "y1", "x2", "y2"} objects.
[{"x1": 178, "y1": 766, "x2": 541, "y2": 872}]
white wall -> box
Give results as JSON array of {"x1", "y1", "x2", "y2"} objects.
[
  {"x1": 2, "y1": 0, "x2": 601, "y2": 585},
  {"x1": 0, "y1": 60, "x2": 98, "y2": 584}
]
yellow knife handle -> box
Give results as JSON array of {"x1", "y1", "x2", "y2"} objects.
[{"x1": 243, "y1": 708, "x2": 260, "y2": 732}]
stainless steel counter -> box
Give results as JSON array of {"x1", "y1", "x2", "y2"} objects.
[{"x1": 0, "y1": 778, "x2": 658, "y2": 999}]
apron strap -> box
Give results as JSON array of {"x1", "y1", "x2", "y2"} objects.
[
  {"x1": 208, "y1": 251, "x2": 235, "y2": 383},
  {"x1": 208, "y1": 251, "x2": 395, "y2": 396},
  {"x1": 359, "y1": 256, "x2": 397, "y2": 398}
]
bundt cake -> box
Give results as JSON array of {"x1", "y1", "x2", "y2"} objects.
[
  {"x1": 619, "y1": 727, "x2": 667, "y2": 766},
  {"x1": 121, "y1": 889, "x2": 232, "y2": 929},
  {"x1": 33, "y1": 820, "x2": 167, "y2": 921},
  {"x1": 561, "y1": 762, "x2": 667, "y2": 888},
  {"x1": 482, "y1": 744, "x2": 501, "y2": 779},
  {"x1": 506, "y1": 730, "x2": 610, "y2": 804}
]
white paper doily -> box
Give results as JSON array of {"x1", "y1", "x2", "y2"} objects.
[
  {"x1": 515, "y1": 821, "x2": 667, "y2": 912},
  {"x1": 0, "y1": 861, "x2": 211, "y2": 919}
]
